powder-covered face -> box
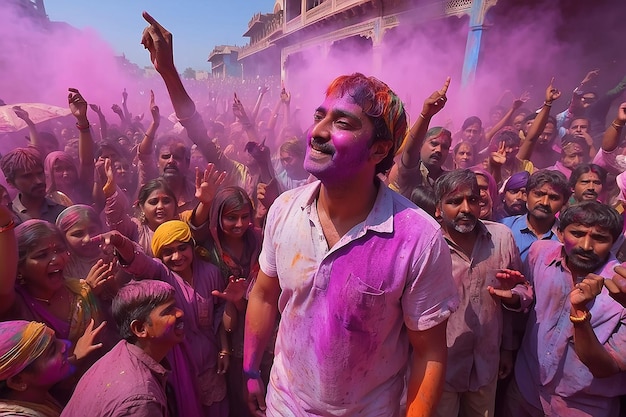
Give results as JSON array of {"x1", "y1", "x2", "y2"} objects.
[
  {"x1": 26, "y1": 338, "x2": 73, "y2": 388},
  {"x1": 305, "y1": 93, "x2": 377, "y2": 183},
  {"x1": 19, "y1": 236, "x2": 68, "y2": 295},
  {"x1": 52, "y1": 159, "x2": 77, "y2": 190},
  {"x1": 454, "y1": 143, "x2": 473, "y2": 169},
  {"x1": 142, "y1": 189, "x2": 177, "y2": 230},
  {"x1": 560, "y1": 223, "x2": 613, "y2": 275},
  {"x1": 573, "y1": 172, "x2": 603, "y2": 203},
  {"x1": 220, "y1": 206, "x2": 252, "y2": 240},
  {"x1": 437, "y1": 185, "x2": 480, "y2": 234},
  {"x1": 144, "y1": 297, "x2": 185, "y2": 347},
  {"x1": 420, "y1": 133, "x2": 451, "y2": 169},
  {"x1": 64, "y1": 219, "x2": 102, "y2": 258}
]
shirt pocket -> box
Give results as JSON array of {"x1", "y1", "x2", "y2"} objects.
[{"x1": 336, "y1": 273, "x2": 386, "y2": 332}]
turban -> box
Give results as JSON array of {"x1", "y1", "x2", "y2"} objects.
[
  {"x1": 502, "y1": 171, "x2": 530, "y2": 193},
  {"x1": 0, "y1": 321, "x2": 54, "y2": 381},
  {"x1": 151, "y1": 220, "x2": 192, "y2": 258}
]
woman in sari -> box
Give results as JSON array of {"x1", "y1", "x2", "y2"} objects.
[{"x1": 0, "y1": 206, "x2": 105, "y2": 403}]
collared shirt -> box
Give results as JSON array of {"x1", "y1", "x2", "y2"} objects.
[
  {"x1": 515, "y1": 240, "x2": 626, "y2": 417},
  {"x1": 500, "y1": 214, "x2": 559, "y2": 263},
  {"x1": 260, "y1": 180, "x2": 459, "y2": 416},
  {"x1": 62, "y1": 340, "x2": 171, "y2": 417},
  {"x1": 9, "y1": 194, "x2": 66, "y2": 225},
  {"x1": 443, "y1": 221, "x2": 530, "y2": 392}
]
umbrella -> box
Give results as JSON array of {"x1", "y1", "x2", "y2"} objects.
[{"x1": 0, "y1": 103, "x2": 71, "y2": 133}]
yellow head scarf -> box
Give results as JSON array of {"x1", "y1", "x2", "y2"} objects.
[
  {"x1": 0, "y1": 321, "x2": 54, "y2": 381},
  {"x1": 151, "y1": 220, "x2": 192, "y2": 258}
]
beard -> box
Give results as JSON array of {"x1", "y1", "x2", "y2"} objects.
[{"x1": 567, "y1": 248, "x2": 605, "y2": 274}]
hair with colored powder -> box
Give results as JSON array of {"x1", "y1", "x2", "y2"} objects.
[
  {"x1": 527, "y1": 169, "x2": 572, "y2": 200},
  {"x1": 112, "y1": 280, "x2": 175, "y2": 343},
  {"x1": 0, "y1": 147, "x2": 44, "y2": 184},
  {"x1": 325, "y1": 73, "x2": 408, "y2": 174},
  {"x1": 559, "y1": 201, "x2": 623, "y2": 243},
  {"x1": 434, "y1": 169, "x2": 479, "y2": 202},
  {"x1": 568, "y1": 163, "x2": 607, "y2": 189},
  {"x1": 44, "y1": 151, "x2": 78, "y2": 193},
  {"x1": 15, "y1": 220, "x2": 65, "y2": 267},
  {"x1": 56, "y1": 204, "x2": 102, "y2": 235}
]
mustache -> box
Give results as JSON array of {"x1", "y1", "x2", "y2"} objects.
[
  {"x1": 455, "y1": 213, "x2": 477, "y2": 222},
  {"x1": 310, "y1": 138, "x2": 335, "y2": 154},
  {"x1": 570, "y1": 248, "x2": 600, "y2": 263}
]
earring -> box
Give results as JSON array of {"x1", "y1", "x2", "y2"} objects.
[
  {"x1": 17, "y1": 273, "x2": 25, "y2": 285},
  {"x1": 139, "y1": 211, "x2": 146, "y2": 224}
]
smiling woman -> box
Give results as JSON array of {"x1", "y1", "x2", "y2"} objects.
[
  {"x1": 0, "y1": 206, "x2": 108, "y2": 405},
  {"x1": 99, "y1": 222, "x2": 230, "y2": 416}
]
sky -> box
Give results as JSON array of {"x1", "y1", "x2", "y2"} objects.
[{"x1": 45, "y1": 1, "x2": 277, "y2": 72}]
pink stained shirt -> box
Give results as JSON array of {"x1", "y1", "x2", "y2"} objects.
[
  {"x1": 259, "y1": 180, "x2": 459, "y2": 416},
  {"x1": 443, "y1": 220, "x2": 531, "y2": 392},
  {"x1": 515, "y1": 240, "x2": 626, "y2": 417}
]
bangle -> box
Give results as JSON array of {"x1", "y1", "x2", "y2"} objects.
[
  {"x1": 218, "y1": 350, "x2": 231, "y2": 357},
  {"x1": 0, "y1": 219, "x2": 15, "y2": 233},
  {"x1": 76, "y1": 122, "x2": 90, "y2": 130},
  {"x1": 570, "y1": 310, "x2": 591, "y2": 323},
  {"x1": 243, "y1": 369, "x2": 261, "y2": 379},
  {"x1": 612, "y1": 121, "x2": 625, "y2": 131},
  {"x1": 419, "y1": 113, "x2": 426, "y2": 120},
  {"x1": 543, "y1": 101, "x2": 553, "y2": 107}
]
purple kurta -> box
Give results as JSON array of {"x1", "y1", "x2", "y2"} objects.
[{"x1": 259, "y1": 180, "x2": 459, "y2": 416}]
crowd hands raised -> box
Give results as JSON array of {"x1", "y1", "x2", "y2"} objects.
[{"x1": 1, "y1": 10, "x2": 626, "y2": 417}]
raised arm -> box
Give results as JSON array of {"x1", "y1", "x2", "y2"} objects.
[
  {"x1": 68, "y1": 88, "x2": 95, "y2": 187},
  {"x1": 600, "y1": 102, "x2": 626, "y2": 152},
  {"x1": 141, "y1": 12, "x2": 224, "y2": 169},
  {"x1": 517, "y1": 79, "x2": 561, "y2": 161},
  {"x1": 250, "y1": 85, "x2": 269, "y2": 123},
  {"x1": 12, "y1": 106, "x2": 39, "y2": 149},
  {"x1": 484, "y1": 92, "x2": 530, "y2": 143},
  {"x1": 0, "y1": 206, "x2": 17, "y2": 317},
  {"x1": 233, "y1": 93, "x2": 260, "y2": 143},
  {"x1": 400, "y1": 77, "x2": 450, "y2": 169},
  {"x1": 190, "y1": 163, "x2": 226, "y2": 243},
  {"x1": 89, "y1": 104, "x2": 108, "y2": 141},
  {"x1": 570, "y1": 273, "x2": 621, "y2": 378},
  {"x1": 136, "y1": 90, "x2": 161, "y2": 189}
]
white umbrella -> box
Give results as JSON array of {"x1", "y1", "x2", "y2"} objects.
[{"x1": 0, "y1": 103, "x2": 71, "y2": 133}]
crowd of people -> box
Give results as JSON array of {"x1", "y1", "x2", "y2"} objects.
[{"x1": 1, "y1": 10, "x2": 626, "y2": 417}]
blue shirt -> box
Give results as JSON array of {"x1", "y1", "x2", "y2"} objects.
[{"x1": 500, "y1": 214, "x2": 559, "y2": 263}]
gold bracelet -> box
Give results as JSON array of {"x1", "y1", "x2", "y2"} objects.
[
  {"x1": 543, "y1": 101, "x2": 553, "y2": 107},
  {"x1": 611, "y1": 121, "x2": 625, "y2": 131},
  {"x1": 419, "y1": 113, "x2": 426, "y2": 120},
  {"x1": 218, "y1": 350, "x2": 231, "y2": 357},
  {"x1": 570, "y1": 310, "x2": 591, "y2": 323}
]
